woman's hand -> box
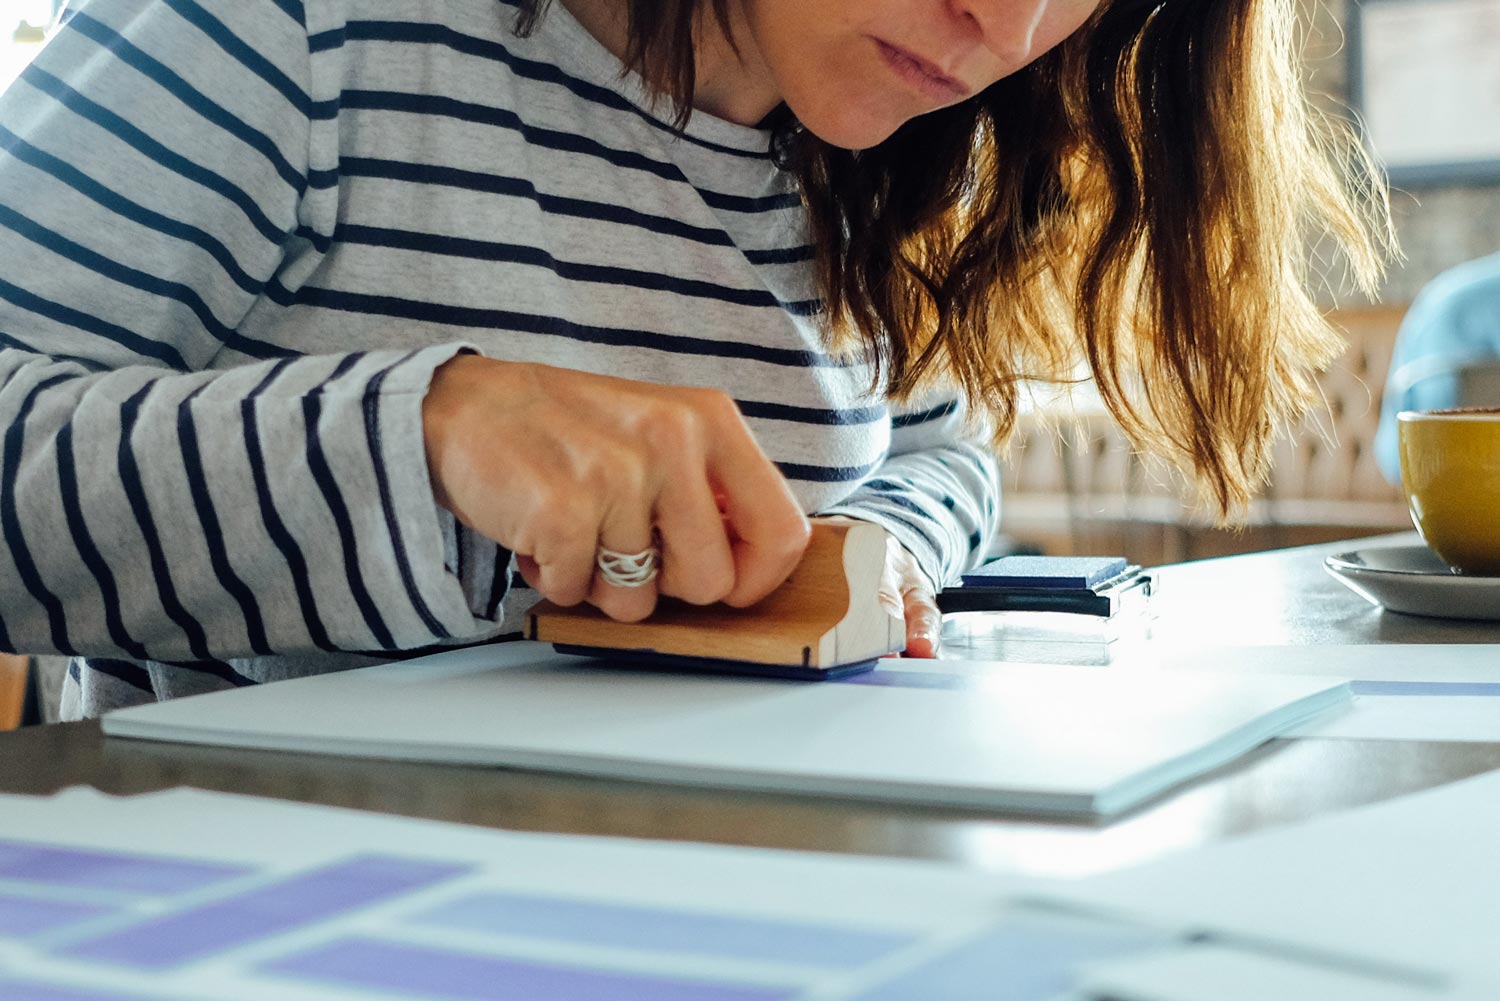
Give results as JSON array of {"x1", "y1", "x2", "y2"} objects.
[
  {"x1": 878, "y1": 533, "x2": 942, "y2": 658},
  {"x1": 422, "y1": 355, "x2": 809, "y2": 623},
  {"x1": 821, "y1": 516, "x2": 941, "y2": 658}
]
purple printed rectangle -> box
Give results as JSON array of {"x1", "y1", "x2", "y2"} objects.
[
  {"x1": 264, "y1": 936, "x2": 798, "y2": 1001},
  {"x1": 0, "y1": 893, "x2": 114, "y2": 939},
  {"x1": 1350, "y1": 680, "x2": 1500, "y2": 697},
  {"x1": 413, "y1": 892, "x2": 913, "y2": 967},
  {"x1": 840, "y1": 669, "x2": 967, "y2": 690},
  {"x1": 851, "y1": 675, "x2": 1500, "y2": 698},
  {"x1": 0, "y1": 839, "x2": 250, "y2": 897},
  {"x1": 0, "y1": 979, "x2": 188, "y2": 1001},
  {"x1": 851, "y1": 917, "x2": 1165, "y2": 1000},
  {"x1": 60, "y1": 855, "x2": 470, "y2": 969}
]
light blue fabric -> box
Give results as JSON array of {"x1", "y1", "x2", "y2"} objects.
[{"x1": 1375, "y1": 253, "x2": 1500, "y2": 483}]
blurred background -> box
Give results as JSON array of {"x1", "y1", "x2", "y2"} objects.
[
  {"x1": 1003, "y1": 0, "x2": 1500, "y2": 565},
  {"x1": 3, "y1": 2, "x2": 55, "y2": 86}
]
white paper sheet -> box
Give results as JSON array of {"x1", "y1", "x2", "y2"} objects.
[
  {"x1": 1150, "y1": 643, "x2": 1500, "y2": 685},
  {"x1": 0, "y1": 787, "x2": 1481, "y2": 1001},
  {"x1": 1154, "y1": 645, "x2": 1500, "y2": 742},
  {"x1": 870, "y1": 645, "x2": 1500, "y2": 743},
  {"x1": 1289, "y1": 694, "x2": 1500, "y2": 741},
  {"x1": 1077, "y1": 944, "x2": 1469, "y2": 1001},
  {"x1": 102, "y1": 642, "x2": 1347, "y2": 818},
  {"x1": 0, "y1": 787, "x2": 1020, "y2": 1000},
  {"x1": 1029, "y1": 768, "x2": 1500, "y2": 994}
]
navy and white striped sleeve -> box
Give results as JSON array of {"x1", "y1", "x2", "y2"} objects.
[
  {"x1": 0, "y1": 0, "x2": 485, "y2": 659},
  {"x1": 821, "y1": 392, "x2": 1002, "y2": 589}
]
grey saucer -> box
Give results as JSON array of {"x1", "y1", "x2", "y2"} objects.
[{"x1": 1325, "y1": 545, "x2": 1500, "y2": 621}]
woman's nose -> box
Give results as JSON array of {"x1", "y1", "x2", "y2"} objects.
[{"x1": 945, "y1": 0, "x2": 1051, "y2": 65}]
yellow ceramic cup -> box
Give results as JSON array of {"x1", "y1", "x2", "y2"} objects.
[{"x1": 1398, "y1": 408, "x2": 1500, "y2": 575}]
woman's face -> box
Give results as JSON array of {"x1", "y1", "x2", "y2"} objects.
[{"x1": 739, "y1": 0, "x2": 1103, "y2": 148}]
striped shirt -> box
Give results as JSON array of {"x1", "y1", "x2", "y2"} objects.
[{"x1": 0, "y1": 0, "x2": 1001, "y2": 718}]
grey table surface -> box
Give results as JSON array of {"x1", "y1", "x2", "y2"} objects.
[{"x1": 2, "y1": 531, "x2": 1497, "y2": 879}]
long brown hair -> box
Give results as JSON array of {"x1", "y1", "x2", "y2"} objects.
[{"x1": 515, "y1": 0, "x2": 1393, "y2": 518}]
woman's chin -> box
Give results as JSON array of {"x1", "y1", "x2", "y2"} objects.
[{"x1": 793, "y1": 103, "x2": 907, "y2": 151}]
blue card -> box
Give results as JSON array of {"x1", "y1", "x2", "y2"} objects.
[{"x1": 960, "y1": 556, "x2": 1129, "y2": 590}]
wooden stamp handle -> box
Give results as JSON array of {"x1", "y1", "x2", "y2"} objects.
[{"x1": 529, "y1": 518, "x2": 903, "y2": 669}]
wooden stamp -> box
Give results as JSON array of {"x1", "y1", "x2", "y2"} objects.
[{"x1": 528, "y1": 519, "x2": 904, "y2": 679}]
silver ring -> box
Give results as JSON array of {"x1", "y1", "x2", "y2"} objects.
[{"x1": 596, "y1": 544, "x2": 660, "y2": 588}]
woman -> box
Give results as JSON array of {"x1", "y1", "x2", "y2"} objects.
[{"x1": 0, "y1": 0, "x2": 1386, "y2": 717}]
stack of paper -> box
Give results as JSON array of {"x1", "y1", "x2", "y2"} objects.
[{"x1": 102, "y1": 641, "x2": 1348, "y2": 818}]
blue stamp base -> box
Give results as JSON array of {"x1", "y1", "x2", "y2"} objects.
[{"x1": 552, "y1": 645, "x2": 879, "y2": 682}]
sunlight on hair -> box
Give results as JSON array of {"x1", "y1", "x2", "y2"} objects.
[{"x1": 797, "y1": 0, "x2": 1397, "y2": 524}]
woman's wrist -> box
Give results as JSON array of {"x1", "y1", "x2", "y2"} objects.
[{"x1": 422, "y1": 354, "x2": 511, "y2": 518}]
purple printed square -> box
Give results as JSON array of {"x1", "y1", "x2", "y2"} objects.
[
  {"x1": 0, "y1": 839, "x2": 250, "y2": 897},
  {"x1": 414, "y1": 892, "x2": 913, "y2": 967},
  {"x1": 0, "y1": 893, "x2": 114, "y2": 939},
  {"x1": 265, "y1": 936, "x2": 798, "y2": 1001},
  {"x1": 60, "y1": 855, "x2": 470, "y2": 968},
  {"x1": 0, "y1": 979, "x2": 194, "y2": 1001}
]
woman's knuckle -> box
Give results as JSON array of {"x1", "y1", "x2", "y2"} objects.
[
  {"x1": 696, "y1": 388, "x2": 742, "y2": 426},
  {"x1": 600, "y1": 589, "x2": 657, "y2": 623},
  {"x1": 539, "y1": 494, "x2": 590, "y2": 538},
  {"x1": 699, "y1": 566, "x2": 735, "y2": 604},
  {"x1": 617, "y1": 450, "x2": 650, "y2": 498},
  {"x1": 669, "y1": 563, "x2": 731, "y2": 605},
  {"x1": 545, "y1": 574, "x2": 589, "y2": 607},
  {"x1": 638, "y1": 403, "x2": 695, "y2": 456}
]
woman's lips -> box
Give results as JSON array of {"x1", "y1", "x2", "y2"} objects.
[{"x1": 873, "y1": 38, "x2": 971, "y2": 101}]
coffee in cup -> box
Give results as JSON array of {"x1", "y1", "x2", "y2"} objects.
[{"x1": 1398, "y1": 407, "x2": 1500, "y2": 575}]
